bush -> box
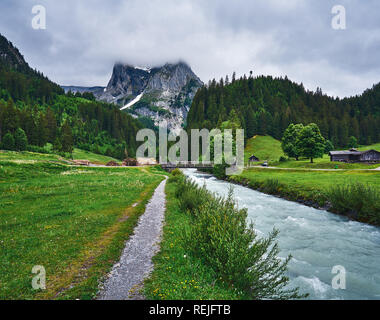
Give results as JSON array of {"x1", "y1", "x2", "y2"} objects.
[
  {"x1": 279, "y1": 156, "x2": 287, "y2": 162},
  {"x1": 328, "y1": 183, "x2": 380, "y2": 224},
  {"x1": 213, "y1": 162, "x2": 229, "y2": 180},
  {"x1": 168, "y1": 168, "x2": 185, "y2": 184},
  {"x1": 261, "y1": 179, "x2": 281, "y2": 194},
  {"x1": 175, "y1": 178, "x2": 210, "y2": 213},
  {"x1": 175, "y1": 178, "x2": 307, "y2": 299},
  {"x1": 171, "y1": 168, "x2": 183, "y2": 176}
]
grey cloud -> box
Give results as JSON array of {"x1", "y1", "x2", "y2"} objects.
[{"x1": 0, "y1": 0, "x2": 379, "y2": 97}]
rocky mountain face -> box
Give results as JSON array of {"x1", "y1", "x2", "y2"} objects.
[
  {"x1": 61, "y1": 61, "x2": 203, "y2": 132},
  {"x1": 0, "y1": 33, "x2": 30, "y2": 72},
  {"x1": 66, "y1": 62, "x2": 203, "y2": 133}
]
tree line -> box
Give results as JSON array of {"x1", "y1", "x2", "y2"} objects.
[
  {"x1": 0, "y1": 33, "x2": 142, "y2": 159},
  {"x1": 187, "y1": 73, "x2": 380, "y2": 148},
  {"x1": 0, "y1": 95, "x2": 142, "y2": 159}
]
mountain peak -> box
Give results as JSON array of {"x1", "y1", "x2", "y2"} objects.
[{"x1": 97, "y1": 60, "x2": 203, "y2": 132}]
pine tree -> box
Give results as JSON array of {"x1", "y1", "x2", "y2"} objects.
[
  {"x1": 1, "y1": 132, "x2": 15, "y2": 150},
  {"x1": 348, "y1": 136, "x2": 358, "y2": 149},
  {"x1": 324, "y1": 140, "x2": 334, "y2": 154},
  {"x1": 60, "y1": 121, "x2": 74, "y2": 153},
  {"x1": 14, "y1": 128, "x2": 28, "y2": 151}
]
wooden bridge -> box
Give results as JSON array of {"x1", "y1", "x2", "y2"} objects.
[{"x1": 160, "y1": 161, "x2": 214, "y2": 171}]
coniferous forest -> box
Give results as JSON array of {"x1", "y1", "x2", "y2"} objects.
[
  {"x1": 0, "y1": 34, "x2": 142, "y2": 159},
  {"x1": 187, "y1": 73, "x2": 380, "y2": 148}
]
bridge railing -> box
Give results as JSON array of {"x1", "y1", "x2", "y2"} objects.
[{"x1": 160, "y1": 161, "x2": 214, "y2": 168}]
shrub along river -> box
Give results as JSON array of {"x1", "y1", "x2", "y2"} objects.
[{"x1": 183, "y1": 169, "x2": 380, "y2": 300}]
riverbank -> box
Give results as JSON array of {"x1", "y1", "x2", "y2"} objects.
[
  {"x1": 143, "y1": 178, "x2": 241, "y2": 300},
  {"x1": 184, "y1": 169, "x2": 380, "y2": 299},
  {"x1": 144, "y1": 171, "x2": 306, "y2": 300},
  {"x1": 226, "y1": 168, "x2": 380, "y2": 226}
]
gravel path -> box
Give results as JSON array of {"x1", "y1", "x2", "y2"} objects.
[{"x1": 97, "y1": 178, "x2": 167, "y2": 300}]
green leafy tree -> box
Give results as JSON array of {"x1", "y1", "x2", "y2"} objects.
[
  {"x1": 348, "y1": 136, "x2": 358, "y2": 149},
  {"x1": 14, "y1": 128, "x2": 28, "y2": 151},
  {"x1": 296, "y1": 123, "x2": 325, "y2": 163},
  {"x1": 1, "y1": 132, "x2": 15, "y2": 150},
  {"x1": 281, "y1": 123, "x2": 304, "y2": 160}
]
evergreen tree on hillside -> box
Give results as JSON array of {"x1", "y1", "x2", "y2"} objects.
[
  {"x1": 14, "y1": 128, "x2": 28, "y2": 151},
  {"x1": 45, "y1": 107, "x2": 57, "y2": 142},
  {"x1": 186, "y1": 74, "x2": 380, "y2": 148},
  {"x1": 1, "y1": 132, "x2": 15, "y2": 150},
  {"x1": 61, "y1": 121, "x2": 74, "y2": 153},
  {"x1": 348, "y1": 136, "x2": 358, "y2": 149}
]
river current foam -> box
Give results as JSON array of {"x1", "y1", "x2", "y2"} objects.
[{"x1": 183, "y1": 169, "x2": 380, "y2": 300}]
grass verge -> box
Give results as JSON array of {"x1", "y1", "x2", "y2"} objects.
[{"x1": 0, "y1": 161, "x2": 164, "y2": 299}]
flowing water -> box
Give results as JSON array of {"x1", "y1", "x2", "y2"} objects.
[{"x1": 183, "y1": 169, "x2": 380, "y2": 300}]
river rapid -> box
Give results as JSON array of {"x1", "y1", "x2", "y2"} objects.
[{"x1": 183, "y1": 169, "x2": 380, "y2": 300}]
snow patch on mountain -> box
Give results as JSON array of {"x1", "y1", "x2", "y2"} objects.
[{"x1": 120, "y1": 93, "x2": 144, "y2": 110}]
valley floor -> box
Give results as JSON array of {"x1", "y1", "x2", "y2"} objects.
[{"x1": 0, "y1": 156, "x2": 164, "y2": 299}]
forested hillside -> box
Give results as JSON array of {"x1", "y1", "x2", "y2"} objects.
[
  {"x1": 0, "y1": 33, "x2": 142, "y2": 159},
  {"x1": 187, "y1": 74, "x2": 380, "y2": 147}
]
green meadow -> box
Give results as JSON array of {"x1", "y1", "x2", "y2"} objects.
[
  {"x1": 71, "y1": 148, "x2": 121, "y2": 165},
  {"x1": 245, "y1": 135, "x2": 380, "y2": 169},
  {"x1": 235, "y1": 168, "x2": 380, "y2": 198},
  {"x1": 0, "y1": 156, "x2": 164, "y2": 299}
]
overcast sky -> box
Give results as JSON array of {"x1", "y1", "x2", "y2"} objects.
[{"x1": 1, "y1": 0, "x2": 379, "y2": 97}]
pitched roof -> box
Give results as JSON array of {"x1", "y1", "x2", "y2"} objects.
[{"x1": 329, "y1": 149, "x2": 380, "y2": 156}]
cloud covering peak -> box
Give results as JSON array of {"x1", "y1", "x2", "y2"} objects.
[{"x1": 1, "y1": 0, "x2": 379, "y2": 97}]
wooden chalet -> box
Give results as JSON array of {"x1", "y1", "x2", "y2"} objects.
[
  {"x1": 329, "y1": 149, "x2": 380, "y2": 163},
  {"x1": 248, "y1": 154, "x2": 260, "y2": 163}
]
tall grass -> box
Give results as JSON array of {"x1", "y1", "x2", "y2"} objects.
[
  {"x1": 328, "y1": 183, "x2": 380, "y2": 225},
  {"x1": 174, "y1": 176, "x2": 307, "y2": 300}
]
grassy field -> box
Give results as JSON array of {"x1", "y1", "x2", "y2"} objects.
[
  {"x1": 0, "y1": 148, "x2": 121, "y2": 166},
  {"x1": 245, "y1": 136, "x2": 380, "y2": 169},
  {"x1": 271, "y1": 155, "x2": 380, "y2": 169},
  {"x1": 0, "y1": 150, "x2": 64, "y2": 163},
  {"x1": 245, "y1": 135, "x2": 284, "y2": 164},
  {"x1": 359, "y1": 142, "x2": 380, "y2": 151},
  {"x1": 235, "y1": 168, "x2": 380, "y2": 198},
  {"x1": 71, "y1": 148, "x2": 121, "y2": 165},
  {"x1": 0, "y1": 158, "x2": 165, "y2": 299}
]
